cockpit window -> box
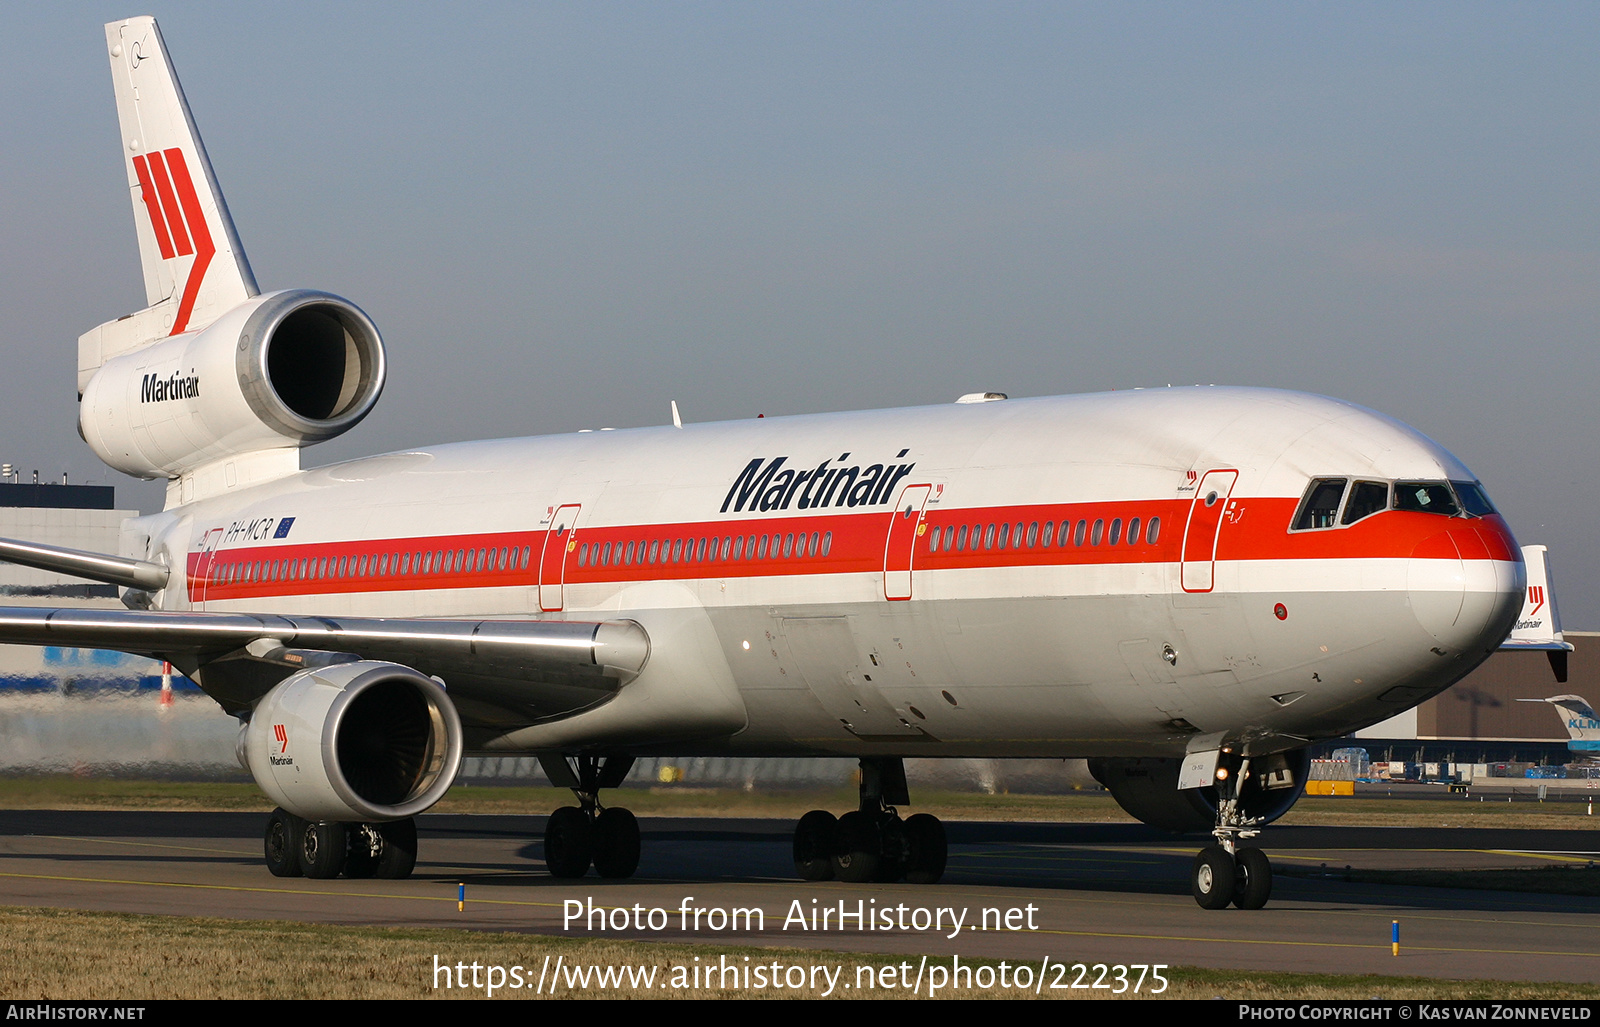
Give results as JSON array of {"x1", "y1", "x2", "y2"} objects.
[
  {"x1": 1341, "y1": 481, "x2": 1389, "y2": 525},
  {"x1": 1451, "y1": 481, "x2": 1496, "y2": 517},
  {"x1": 1293, "y1": 479, "x2": 1347, "y2": 530},
  {"x1": 1394, "y1": 482, "x2": 1459, "y2": 516}
]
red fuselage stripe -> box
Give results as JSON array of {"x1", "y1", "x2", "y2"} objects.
[{"x1": 186, "y1": 496, "x2": 1518, "y2": 601}]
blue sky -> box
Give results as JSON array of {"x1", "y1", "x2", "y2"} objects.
[{"x1": 6, "y1": 3, "x2": 1599, "y2": 623}]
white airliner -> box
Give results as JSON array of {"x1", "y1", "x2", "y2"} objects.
[{"x1": 0, "y1": 18, "x2": 1527, "y2": 909}]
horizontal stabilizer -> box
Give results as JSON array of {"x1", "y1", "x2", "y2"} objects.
[{"x1": 0, "y1": 537, "x2": 169, "y2": 592}]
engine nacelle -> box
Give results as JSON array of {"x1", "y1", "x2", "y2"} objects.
[
  {"x1": 1088, "y1": 750, "x2": 1310, "y2": 834},
  {"x1": 80, "y1": 289, "x2": 384, "y2": 479},
  {"x1": 239, "y1": 660, "x2": 462, "y2": 823}
]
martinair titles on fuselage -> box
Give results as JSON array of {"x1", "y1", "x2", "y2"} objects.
[{"x1": 721, "y1": 453, "x2": 917, "y2": 515}]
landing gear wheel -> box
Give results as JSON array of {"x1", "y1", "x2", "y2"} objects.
[
  {"x1": 831, "y1": 810, "x2": 881, "y2": 884},
  {"x1": 793, "y1": 810, "x2": 837, "y2": 881},
  {"x1": 264, "y1": 809, "x2": 305, "y2": 878},
  {"x1": 375, "y1": 819, "x2": 418, "y2": 879},
  {"x1": 874, "y1": 816, "x2": 907, "y2": 882},
  {"x1": 904, "y1": 813, "x2": 947, "y2": 884},
  {"x1": 592, "y1": 808, "x2": 641, "y2": 879},
  {"x1": 545, "y1": 806, "x2": 593, "y2": 879},
  {"x1": 300, "y1": 821, "x2": 348, "y2": 879},
  {"x1": 344, "y1": 823, "x2": 382, "y2": 879},
  {"x1": 1192, "y1": 845, "x2": 1237, "y2": 910},
  {"x1": 1233, "y1": 847, "x2": 1272, "y2": 910}
]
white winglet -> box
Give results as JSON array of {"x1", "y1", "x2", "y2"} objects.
[{"x1": 80, "y1": 17, "x2": 258, "y2": 390}]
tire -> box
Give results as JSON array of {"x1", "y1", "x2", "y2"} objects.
[
  {"x1": 831, "y1": 810, "x2": 880, "y2": 884},
  {"x1": 1233, "y1": 847, "x2": 1272, "y2": 910},
  {"x1": 592, "y1": 807, "x2": 641, "y2": 879},
  {"x1": 793, "y1": 810, "x2": 837, "y2": 881},
  {"x1": 376, "y1": 819, "x2": 418, "y2": 879},
  {"x1": 300, "y1": 821, "x2": 348, "y2": 879},
  {"x1": 904, "y1": 813, "x2": 947, "y2": 884},
  {"x1": 874, "y1": 816, "x2": 907, "y2": 882},
  {"x1": 545, "y1": 806, "x2": 593, "y2": 879},
  {"x1": 344, "y1": 823, "x2": 382, "y2": 879},
  {"x1": 264, "y1": 809, "x2": 304, "y2": 878},
  {"x1": 1192, "y1": 845, "x2": 1237, "y2": 910}
]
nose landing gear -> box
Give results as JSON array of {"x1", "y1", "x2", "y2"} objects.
[{"x1": 1191, "y1": 756, "x2": 1274, "y2": 910}]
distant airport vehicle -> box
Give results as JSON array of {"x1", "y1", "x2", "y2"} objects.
[{"x1": 0, "y1": 18, "x2": 1529, "y2": 908}]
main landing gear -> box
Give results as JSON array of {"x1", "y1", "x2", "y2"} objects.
[
  {"x1": 538, "y1": 754, "x2": 641, "y2": 879},
  {"x1": 1191, "y1": 756, "x2": 1273, "y2": 910},
  {"x1": 792, "y1": 757, "x2": 947, "y2": 884},
  {"x1": 263, "y1": 808, "x2": 417, "y2": 880}
]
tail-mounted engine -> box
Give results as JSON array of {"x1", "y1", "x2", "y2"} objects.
[
  {"x1": 238, "y1": 659, "x2": 462, "y2": 823},
  {"x1": 79, "y1": 289, "x2": 385, "y2": 479}
]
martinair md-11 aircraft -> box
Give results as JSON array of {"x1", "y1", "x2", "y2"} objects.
[{"x1": 0, "y1": 18, "x2": 1532, "y2": 909}]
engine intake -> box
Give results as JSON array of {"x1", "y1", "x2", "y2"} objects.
[{"x1": 239, "y1": 661, "x2": 462, "y2": 823}]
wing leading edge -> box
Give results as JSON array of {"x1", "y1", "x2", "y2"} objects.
[{"x1": 0, "y1": 606, "x2": 649, "y2": 728}]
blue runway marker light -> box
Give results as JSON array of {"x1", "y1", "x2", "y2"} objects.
[
  {"x1": 458, "y1": 882, "x2": 465, "y2": 912},
  {"x1": 1391, "y1": 920, "x2": 1399, "y2": 956}
]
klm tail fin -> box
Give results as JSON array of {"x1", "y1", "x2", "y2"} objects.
[
  {"x1": 1517, "y1": 695, "x2": 1600, "y2": 756},
  {"x1": 81, "y1": 18, "x2": 258, "y2": 390}
]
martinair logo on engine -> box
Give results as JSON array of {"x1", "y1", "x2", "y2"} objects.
[
  {"x1": 721, "y1": 451, "x2": 916, "y2": 514},
  {"x1": 139, "y1": 368, "x2": 200, "y2": 403},
  {"x1": 270, "y1": 724, "x2": 293, "y2": 766}
]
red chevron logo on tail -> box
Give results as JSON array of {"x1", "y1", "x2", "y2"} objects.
[{"x1": 131, "y1": 146, "x2": 215, "y2": 336}]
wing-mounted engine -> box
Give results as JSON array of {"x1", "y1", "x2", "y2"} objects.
[
  {"x1": 238, "y1": 656, "x2": 463, "y2": 823},
  {"x1": 79, "y1": 289, "x2": 385, "y2": 481},
  {"x1": 1088, "y1": 750, "x2": 1310, "y2": 833}
]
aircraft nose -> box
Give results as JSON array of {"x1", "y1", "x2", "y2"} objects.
[{"x1": 1407, "y1": 518, "x2": 1524, "y2": 653}]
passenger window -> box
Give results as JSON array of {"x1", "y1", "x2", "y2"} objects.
[
  {"x1": 1091, "y1": 519, "x2": 1104, "y2": 546},
  {"x1": 1109, "y1": 518, "x2": 1122, "y2": 546},
  {"x1": 1395, "y1": 482, "x2": 1459, "y2": 516},
  {"x1": 998, "y1": 523, "x2": 1010, "y2": 550},
  {"x1": 957, "y1": 525, "x2": 969, "y2": 551},
  {"x1": 1128, "y1": 517, "x2": 1141, "y2": 544},
  {"x1": 1293, "y1": 479, "x2": 1348, "y2": 530},
  {"x1": 984, "y1": 524, "x2": 996, "y2": 549},
  {"x1": 1074, "y1": 519, "x2": 1087, "y2": 546},
  {"x1": 1041, "y1": 521, "x2": 1053, "y2": 547},
  {"x1": 822, "y1": 531, "x2": 833, "y2": 557},
  {"x1": 1342, "y1": 482, "x2": 1389, "y2": 525}
]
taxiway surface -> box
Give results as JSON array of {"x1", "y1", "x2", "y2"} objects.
[{"x1": 1, "y1": 811, "x2": 1596, "y2": 985}]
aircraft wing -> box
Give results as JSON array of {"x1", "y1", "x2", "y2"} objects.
[{"x1": 0, "y1": 606, "x2": 649, "y2": 727}]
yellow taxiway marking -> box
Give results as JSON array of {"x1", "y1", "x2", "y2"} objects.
[
  {"x1": 0, "y1": 870, "x2": 566, "y2": 910},
  {"x1": 33, "y1": 834, "x2": 250, "y2": 858}
]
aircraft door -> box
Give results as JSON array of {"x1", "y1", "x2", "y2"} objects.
[
  {"x1": 538, "y1": 504, "x2": 582, "y2": 612},
  {"x1": 190, "y1": 527, "x2": 224, "y2": 609},
  {"x1": 1180, "y1": 470, "x2": 1239, "y2": 593},
  {"x1": 883, "y1": 484, "x2": 933, "y2": 600}
]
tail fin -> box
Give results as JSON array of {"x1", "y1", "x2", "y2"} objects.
[
  {"x1": 80, "y1": 18, "x2": 257, "y2": 389},
  {"x1": 1517, "y1": 695, "x2": 1600, "y2": 754}
]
